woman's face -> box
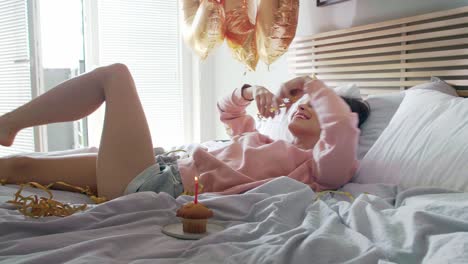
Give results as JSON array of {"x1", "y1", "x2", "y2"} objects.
[{"x1": 288, "y1": 97, "x2": 321, "y2": 138}]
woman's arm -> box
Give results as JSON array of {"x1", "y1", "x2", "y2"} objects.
[
  {"x1": 279, "y1": 77, "x2": 360, "y2": 190},
  {"x1": 218, "y1": 84, "x2": 279, "y2": 137},
  {"x1": 217, "y1": 85, "x2": 256, "y2": 137},
  {"x1": 306, "y1": 80, "x2": 360, "y2": 190}
]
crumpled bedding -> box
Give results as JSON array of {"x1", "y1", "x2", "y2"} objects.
[{"x1": 1, "y1": 177, "x2": 467, "y2": 264}]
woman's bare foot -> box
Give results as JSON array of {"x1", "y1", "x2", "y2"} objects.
[{"x1": 0, "y1": 115, "x2": 18, "y2": 147}]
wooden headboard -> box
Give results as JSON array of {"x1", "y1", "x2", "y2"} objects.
[{"x1": 288, "y1": 6, "x2": 468, "y2": 96}]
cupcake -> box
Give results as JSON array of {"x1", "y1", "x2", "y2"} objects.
[{"x1": 176, "y1": 202, "x2": 214, "y2": 233}]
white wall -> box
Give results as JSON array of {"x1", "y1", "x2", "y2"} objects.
[{"x1": 208, "y1": 0, "x2": 468, "y2": 140}]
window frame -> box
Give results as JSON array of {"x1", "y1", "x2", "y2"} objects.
[{"x1": 28, "y1": 0, "x2": 48, "y2": 152}]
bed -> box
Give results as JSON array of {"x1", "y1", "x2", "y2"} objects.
[{"x1": 2, "y1": 6, "x2": 468, "y2": 264}]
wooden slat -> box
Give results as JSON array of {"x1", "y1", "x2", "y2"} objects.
[
  {"x1": 324, "y1": 88, "x2": 402, "y2": 97},
  {"x1": 358, "y1": 88, "x2": 401, "y2": 95},
  {"x1": 291, "y1": 27, "x2": 467, "y2": 50},
  {"x1": 316, "y1": 70, "x2": 468, "y2": 80},
  {"x1": 294, "y1": 6, "x2": 468, "y2": 41},
  {"x1": 291, "y1": 59, "x2": 468, "y2": 74},
  {"x1": 291, "y1": 49, "x2": 468, "y2": 68},
  {"x1": 313, "y1": 28, "x2": 467, "y2": 53},
  {"x1": 325, "y1": 80, "x2": 468, "y2": 87},
  {"x1": 288, "y1": 38, "x2": 468, "y2": 59},
  {"x1": 355, "y1": 89, "x2": 468, "y2": 97},
  {"x1": 312, "y1": 17, "x2": 468, "y2": 46},
  {"x1": 446, "y1": 80, "x2": 468, "y2": 86},
  {"x1": 458, "y1": 90, "x2": 468, "y2": 96}
]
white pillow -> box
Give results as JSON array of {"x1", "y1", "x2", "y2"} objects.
[
  {"x1": 257, "y1": 83, "x2": 361, "y2": 141},
  {"x1": 354, "y1": 89, "x2": 468, "y2": 192},
  {"x1": 357, "y1": 77, "x2": 458, "y2": 160},
  {"x1": 357, "y1": 92, "x2": 404, "y2": 160},
  {"x1": 333, "y1": 83, "x2": 362, "y2": 99}
]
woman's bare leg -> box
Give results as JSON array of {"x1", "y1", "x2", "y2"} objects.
[
  {"x1": 0, "y1": 67, "x2": 105, "y2": 146},
  {"x1": 0, "y1": 154, "x2": 98, "y2": 193},
  {"x1": 95, "y1": 64, "x2": 155, "y2": 199},
  {"x1": 0, "y1": 63, "x2": 156, "y2": 199}
]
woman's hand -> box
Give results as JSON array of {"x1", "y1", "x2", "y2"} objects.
[
  {"x1": 277, "y1": 76, "x2": 324, "y2": 109},
  {"x1": 243, "y1": 85, "x2": 280, "y2": 118},
  {"x1": 253, "y1": 85, "x2": 281, "y2": 118}
]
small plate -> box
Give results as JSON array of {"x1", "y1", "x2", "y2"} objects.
[{"x1": 162, "y1": 223, "x2": 225, "y2": 240}]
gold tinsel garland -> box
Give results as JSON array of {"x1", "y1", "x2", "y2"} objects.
[{"x1": 1, "y1": 180, "x2": 106, "y2": 218}]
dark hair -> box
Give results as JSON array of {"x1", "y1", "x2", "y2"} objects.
[{"x1": 341, "y1": 97, "x2": 370, "y2": 128}]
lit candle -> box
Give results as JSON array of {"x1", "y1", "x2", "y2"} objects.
[{"x1": 194, "y1": 176, "x2": 199, "y2": 204}]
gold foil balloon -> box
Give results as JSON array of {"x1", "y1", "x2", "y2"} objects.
[
  {"x1": 181, "y1": 0, "x2": 226, "y2": 60},
  {"x1": 256, "y1": 0, "x2": 299, "y2": 65},
  {"x1": 224, "y1": 0, "x2": 258, "y2": 71}
]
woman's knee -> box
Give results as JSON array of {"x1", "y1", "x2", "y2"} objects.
[
  {"x1": 107, "y1": 63, "x2": 131, "y2": 76},
  {"x1": 102, "y1": 63, "x2": 132, "y2": 81},
  {"x1": 92, "y1": 62, "x2": 131, "y2": 80},
  {"x1": 97, "y1": 63, "x2": 134, "y2": 91}
]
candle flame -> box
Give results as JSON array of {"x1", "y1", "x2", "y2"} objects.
[{"x1": 195, "y1": 176, "x2": 199, "y2": 182}]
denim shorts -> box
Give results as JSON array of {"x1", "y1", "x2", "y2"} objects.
[{"x1": 124, "y1": 155, "x2": 184, "y2": 198}]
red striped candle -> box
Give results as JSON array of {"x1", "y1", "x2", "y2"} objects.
[{"x1": 194, "y1": 176, "x2": 199, "y2": 204}]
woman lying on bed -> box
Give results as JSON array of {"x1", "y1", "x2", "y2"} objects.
[{"x1": 0, "y1": 63, "x2": 369, "y2": 200}]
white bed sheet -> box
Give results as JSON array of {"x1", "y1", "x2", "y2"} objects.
[{"x1": 1, "y1": 177, "x2": 468, "y2": 263}]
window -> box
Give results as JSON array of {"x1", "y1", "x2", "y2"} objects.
[
  {"x1": 0, "y1": 0, "x2": 87, "y2": 156},
  {"x1": 0, "y1": 0, "x2": 35, "y2": 156},
  {"x1": 86, "y1": 0, "x2": 188, "y2": 149},
  {"x1": 39, "y1": 0, "x2": 87, "y2": 151}
]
